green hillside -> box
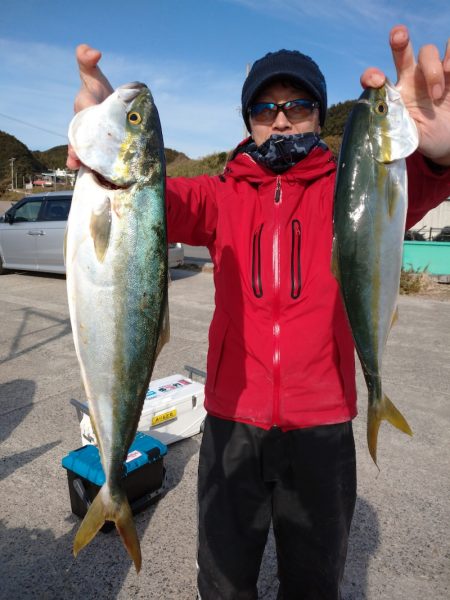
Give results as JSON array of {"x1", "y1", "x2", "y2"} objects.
[
  {"x1": 321, "y1": 99, "x2": 357, "y2": 138},
  {"x1": 0, "y1": 131, "x2": 46, "y2": 193},
  {"x1": 33, "y1": 145, "x2": 69, "y2": 170},
  {"x1": 167, "y1": 151, "x2": 228, "y2": 177},
  {"x1": 322, "y1": 99, "x2": 357, "y2": 158}
]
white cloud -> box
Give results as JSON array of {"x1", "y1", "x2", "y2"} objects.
[
  {"x1": 224, "y1": 0, "x2": 391, "y2": 25},
  {"x1": 226, "y1": 0, "x2": 450, "y2": 31}
]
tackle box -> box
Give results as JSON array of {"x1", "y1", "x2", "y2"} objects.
[
  {"x1": 62, "y1": 432, "x2": 167, "y2": 532},
  {"x1": 71, "y1": 367, "x2": 207, "y2": 446}
]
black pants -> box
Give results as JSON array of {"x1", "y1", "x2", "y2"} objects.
[{"x1": 197, "y1": 416, "x2": 356, "y2": 600}]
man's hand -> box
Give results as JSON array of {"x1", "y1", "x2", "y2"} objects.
[
  {"x1": 66, "y1": 44, "x2": 114, "y2": 170},
  {"x1": 360, "y1": 25, "x2": 450, "y2": 167}
]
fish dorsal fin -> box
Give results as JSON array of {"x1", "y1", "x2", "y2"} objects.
[{"x1": 90, "y1": 196, "x2": 112, "y2": 262}]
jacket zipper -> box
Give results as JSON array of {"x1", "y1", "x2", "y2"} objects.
[
  {"x1": 272, "y1": 176, "x2": 282, "y2": 426},
  {"x1": 291, "y1": 220, "x2": 302, "y2": 299},
  {"x1": 252, "y1": 224, "x2": 264, "y2": 298}
]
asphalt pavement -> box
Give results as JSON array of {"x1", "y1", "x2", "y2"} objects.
[
  {"x1": 182, "y1": 244, "x2": 211, "y2": 263},
  {"x1": 0, "y1": 268, "x2": 449, "y2": 599}
]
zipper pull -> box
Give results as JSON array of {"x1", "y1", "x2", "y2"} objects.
[{"x1": 274, "y1": 177, "x2": 281, "y2": 203}]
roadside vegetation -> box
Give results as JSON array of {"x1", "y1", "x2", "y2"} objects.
[{"x1": 400, "y1": 266, "x2": 432, "y2": 294}]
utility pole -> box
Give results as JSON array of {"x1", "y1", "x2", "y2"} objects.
[{"x1": 9, "y1": 157, "x2": 16, "y2": 191}]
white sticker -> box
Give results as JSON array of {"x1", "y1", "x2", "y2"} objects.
[{"x1": 126, "y1": 450, "x2": 142, "y2": 463}]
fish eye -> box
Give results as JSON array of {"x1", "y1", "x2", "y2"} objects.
[
  {"x1": 374, "y1": 101, "x2": 388, "y2": 116},
  {"x1": 128, "y1": 112, "x2": 142, "y2": 125}
]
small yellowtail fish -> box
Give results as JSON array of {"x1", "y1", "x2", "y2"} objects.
[
  {"x1": 66, "y1": 82, "x2": 169, "y2": 571},
  {"x1": 332, "y1": 79, "x2": 418, "y2": 466}
]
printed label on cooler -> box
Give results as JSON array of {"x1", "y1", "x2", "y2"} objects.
[
  {"x1": 146, "y1": 378, "x2": 193, "y2": 400},
  {"x1": 126, "y1": 450, "x2": 142, "y2": 463}
]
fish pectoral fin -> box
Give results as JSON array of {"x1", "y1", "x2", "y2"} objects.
[
  {"x1": 367, "y1": 394, "x2": 413, "y2": 467},
  {"x1": 155, "y1": 299, "x2": 170, "y2": 359},
  {"x1": 386, "y1": 166, "x2": 402, "y2": 218},
  {"x1": 89, "y1": 196, "x2": 112, "y2": 262},
  {"x1": 389, "y1": 306, "x2": 399, "y2": 331},
  {"x1": 63, "y1": 227, "x2": 68, "y2": 265},
  {"x1": 73, "y1": 484, "x2": 142, "y2": 573}
]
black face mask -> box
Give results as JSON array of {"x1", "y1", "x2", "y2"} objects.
[{"x1": 246, "y1": 133, "x2": 327, "y2": 173}]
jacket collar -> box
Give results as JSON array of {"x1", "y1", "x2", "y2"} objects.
[{"x1": 224, "y1": 137, "x2": 336, "y2": 185}]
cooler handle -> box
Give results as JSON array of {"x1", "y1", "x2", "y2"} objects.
[{"x1": 184, "y1": 365, "x2": 206, "y2": 381}]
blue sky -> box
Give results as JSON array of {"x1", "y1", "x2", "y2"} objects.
[{"x1": 0, "y1": 0, "x2": 449, "y2": 158}]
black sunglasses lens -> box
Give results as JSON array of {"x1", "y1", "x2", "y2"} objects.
[
  {"x1": 250, "y1": 103, "x2": 275, "y2": 120},
  {"x1": 249, "y1": 100, "x2": 317, "y2": 123}
]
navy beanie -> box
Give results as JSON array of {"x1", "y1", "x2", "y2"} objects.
[{"x1": 241, "y1": 49, "x2": 327, "y2": 131}]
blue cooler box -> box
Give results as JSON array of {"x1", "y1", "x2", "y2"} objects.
[{"x1": 62, "y1": 432, "x2": 167, "y2": 532}]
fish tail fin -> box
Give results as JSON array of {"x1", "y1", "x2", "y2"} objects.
[
  {"x1": 367, "y1": 394, "x2": 413, "y2": 467},
  {"x1": 73, "y1": 484, "x2": 142, "y2": 573},
  {"x1": 115, "y1": 496, "x2": 142, "y2": 573}
]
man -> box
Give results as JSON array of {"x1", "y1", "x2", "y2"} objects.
[{"x1": 68, "y1": 25, "x2": 450, "y2": 599}]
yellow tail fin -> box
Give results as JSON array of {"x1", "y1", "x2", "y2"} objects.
[
  {"x1": 367, "y1": 394, "x2": 413, "y2": 467},
  {"x1": 73, "y1": 484, "x2": 141, "y2": 572}
]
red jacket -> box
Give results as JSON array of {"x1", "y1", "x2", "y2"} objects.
[{"x1": 166, "y1": 144, "x2": 450, "y2": 430}]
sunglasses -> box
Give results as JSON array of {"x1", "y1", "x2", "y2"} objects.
[{"x1": 248, "y1": 99, "x2": 319, "y2": 124}]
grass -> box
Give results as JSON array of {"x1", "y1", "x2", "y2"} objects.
[
  {"x1": 400, "y1": 266, "x2": 432, "y2": 295},
  {"x1": 0, "y1": 189, "x2": 28, "y2": 204}
]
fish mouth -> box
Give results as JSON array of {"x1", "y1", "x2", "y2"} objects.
[{"x1": 92, "y1": 169, "x2": 132, "y2": 190}]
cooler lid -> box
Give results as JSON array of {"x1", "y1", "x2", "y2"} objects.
[
  {"x1": 144, "y1": 374, "x2": 204, "y2": 404},
  {"x1": 62, "y1": 432, "x2": 167, "y2": 485}
]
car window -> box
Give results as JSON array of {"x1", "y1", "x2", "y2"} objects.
[
  {"x1": 12, "y1": 199, "x2": 43, "y2": 222},
  {"x1": 42, "y1": 198, "x2": 71, "y2": 221}
]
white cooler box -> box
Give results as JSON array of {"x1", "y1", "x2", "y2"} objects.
[
  {"x1": 72, "y1": 369, "x2": 207, "y2": 446},
  {"x1": 138, "y1": 373, "x2": 206, "y2": 444}
]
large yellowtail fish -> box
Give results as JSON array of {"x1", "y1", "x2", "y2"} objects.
[
  {"x1": 66, "y1": 82, "x2": 169, "y2": 571},
  {"x1": 332, "y1": 80, "x2": 418, "y2": 466}
]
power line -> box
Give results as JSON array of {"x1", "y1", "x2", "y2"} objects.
[{"x1": 0, "y1": 111, "x2": 67, "y2": 139}]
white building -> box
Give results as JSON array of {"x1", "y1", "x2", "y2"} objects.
[{"x1": 409, "y1": 198, "x2": 450, "y2": 238}]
